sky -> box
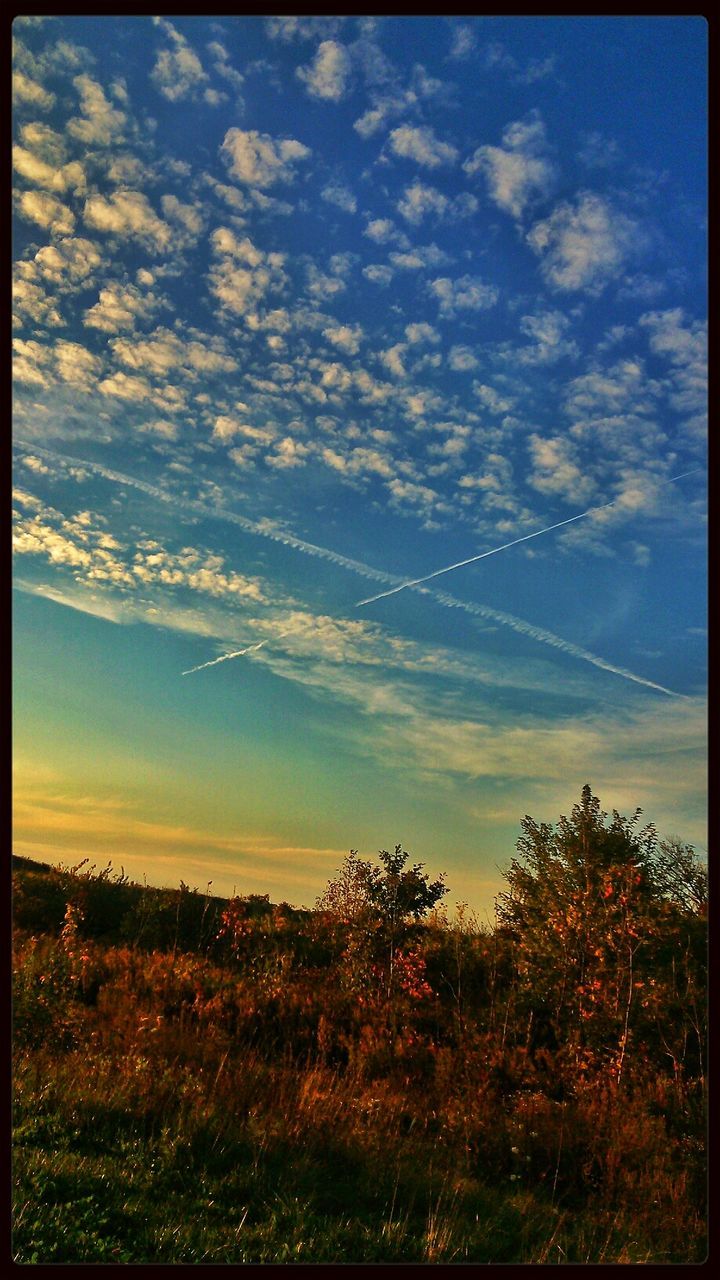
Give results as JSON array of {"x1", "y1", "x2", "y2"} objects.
[{"x1": 12, "y1": 15, "x2": 707, "y2": 913}]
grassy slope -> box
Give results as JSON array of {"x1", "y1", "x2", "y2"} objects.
[{"x1": 12, "y1": 857, "x2": 707, "y2": 1264}]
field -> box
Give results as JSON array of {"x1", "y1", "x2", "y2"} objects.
[{"x1": 12, "y1": 794, "x2": 707, "y2": 1264}]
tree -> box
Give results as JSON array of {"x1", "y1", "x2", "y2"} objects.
[
  {"x1": 496, "y1": 786, "x2": 708, "y2": 1088},
  {"x1": 317, "y1": 845, "x2": 447, "y2": 1005},
  {"x1": 651, "y1": 837, "x2": 708, "y2": 915},
  {"x1": 315, "y1": 849, "x2": 377, "y2": 926},
  {"x1": 496, "y1": 785, "x2": 661, "y2": 1078}
]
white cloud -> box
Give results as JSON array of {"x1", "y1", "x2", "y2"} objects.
[
  {"x1": 207, "y1": 40, "x2": 244, "y2": 95},
  {"x1": 405, "y1": 321, "x2": 440, "y2": 345},
  {"x1": 110, "y1": 327, "x2": 237, "y2": 378},
  {"x1": 266, "y1": 437, "x2": 309, "y2": 469},
  {"x1": 97, "y1": 370, "x2": 152, "y2": 403},
  {"x1": 297, "y1": 39, "x2": 351, "y2": 101},
  {"x1": 563, "y1": 358, "x2": 657, "y2": 422},
  {"x1": 12, "y1": 69, "x2": 55, "y2": 110},
  {"x1": 266, "y1": 16, "x2": 343, "y2": 43},
  {"x1": 379, "y1": 343, "x2": 408, "y2": 378},
  {"x1": 528, "y1": 433, "x2": 595, "y2": 503},
  {"x1": 363, "y1": 217, "x2": 408, "y2": 247},
  {"x1": 516, "y1": 310, "x2": 579, "y2": 364},
  {"x1": 208, "y1": 227, "x2": 287, "y2": 315},
  {"x1": 448, "y1": 345, "x2": 479, "y2": 371},
  {"x1": 463, "y1": 113, "x2": 555, "y2": 220},
  {"x1": 363, "y1": 264, "x2": 394, "y2": 286},
  {"x1": 323, "y1": 324, "x2": 363, "y2": 354},
  {"x1": 17, "y1": 189, "x2": 75, "y2": 235},
  {"x1": 390, "y1": 243, "x2": 450, "y2": 271},
  {"x1": 160, "y1": 193, "x2": 205, "y2": 240},
  {"x1": 388, "y1": 125, "x2": 458, "y2": 168},
  {"x1": 151, "y1": 18, "x2": 209, "y2": 102},
  {"x1": 83, "y1": 190, "x2": 172, "y2": 252},
  {"x1": 527, "y1": 192, "x2": 642, "y2": 293},
  {"x1": 220, "y1": 128, "x2": 311, "y2": 188},
  {"x1": 639, "y1": 308, "x2": 707, "y2": 426},
  {"x1": 67, "y1": 74, "x2": 126, "y2": 146},
  {"x1": 397, "y1": 182, "x2": 480, "y2": 226},
  {"x1": 13, "y1": 144, "x2": 86, "y2": 196},
  {"x1": 578, "y1": 131, "x2": 622, "y2": 170},
  {"x1": 13, "y1": 338, "x2": 54, "y2": 385},
  {"x1": 83, "y1": 281, "x2": 162, "y2": 332},
  {"x1": 448, "y1": 24, "x2": 476, "y2": 60},
  {"x1": 12, "y1": 275, "x2": 63, "y2": 329},
  {"x1": 428, "y1": 274, "x2": 498, "y2": 317},
  {"x1": 53, "y1": 340, "x2": 102, "y2": 388},
  {"x1": 305, "y1": 261, "x2": 349, "y2": 301},
  {"x1": 320, "y1": 180, "x2": 357, "y2": 213},
  {"x1": 397, "y1": 180, "x2": 447, "y2": 223},
  {"x1": 18, "y1": 121, "x2": 66, "y2": 165}
]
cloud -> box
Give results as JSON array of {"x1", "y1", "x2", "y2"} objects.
[
  {"x1": 220, "y1": 127, "x2": 311, "y2": 188},
  {"x1": 207, "y1": 40, "x2": 244, "y2": 96},
  {"x1": 464, "y1": 113, "x2": 555, "y2": 220},
  {"x1": 563, "y1": 357, "x2": 658, "y2": 423},
  {"x1": 67, "y1": 74, "x2": 126, "y2": 146},
  {"x1": 516, "y1": 310, "x2": 579, "y2": 364},
  {"x1": 83, "y1": 281, "x2": 163, "y2": 332},
  {"x1": 448, "y1": 24, "x2": 477, "y2": 60},
  {"x1": 639, "y1": 307, "x2": 707, "y2": 428},
  {"x1": 266, "y1": 437, "x2": 310, "y2": 469},
  {"x1": 405, "y1": 321, "x2": 440, "y2": 345},
  {"x1": 13, "y1": 338, "x2": 54, "y2": 385},
  {"x1": 83, "y1": 190, "x2": 172, "y2": 251},
  {"x1": 151, "y1": 17, "x2": 209, "y2": 102},
  {"x1": 13, "y1": 143, "x2": 86, "y2": 196},
  {"x1": 266, "y1": 16, "x2": 343, "y2": 43},
  {"x1": 208, "y1": 227, "x2": 287, "y2": 315},
  {"x1": 363, "y1": 217, "x2": 408, "y2": 246},
  {"x1": 66, "y1": 73, "x2": 125, "y2": 147},
  {"x1": 397, "y1": 181, "x2": 478, "y2": 225},
  {"x1": 527, "y1": 433, "x2": 595, "y2": 503},
  {"x1": 297, "y1": 39, "x2": 351, "y2": 101},
  {"x1": 160, "y1": 193, "x2": 205, "y2": 243},
  {"x1": 388, "y1": 125, "x2": 458, "y2": 168},
  {"x1": 12, "y1": 275, "x2": 63, "y2": 330},
  {"x1": 12, "y1": 68, "x2": 55, "y2": 110},
  {"x1": 428, "y1": 274, "x2": 498, "y2": 317},
  {"x1": 110, "y1": 327, "x2": 237, "y2": 378},
  {"x1": 578, "y1": 130, "x2": 622, "y2": 170},
  {"x1": 17, "y1": 189, "x2": 75, "y2": 235},
  {"x1": 53, "y1": 340, "x2": 102, "y2": 388},
  {"x1": 390, "y1": 243, "x2": 450, "y2": 271},
  {"x1": 397, "y1": 180, "x2": 447, "y2": 223},
  {"x1": 527, "y1": 192, "x2": 642, "y2": 293},
  {"x1": 363, "y1": 264, "x2": 394, "y2": 286},
  {"x1": 320, "y1": 180, "x2": 357, "y2": 213},
  {"x1": 448, "y1": 345, "x2": 478, "y2": 372},
  {"x1": 323, "y1": 324, "x2": 363, "y2": 354}
]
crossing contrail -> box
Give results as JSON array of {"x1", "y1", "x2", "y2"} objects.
[
  {"x1": 354, "y1": 468, "x2": 702, "y2": 609},
  {"x1": 13, "y1": 440, "x2": 698, "y2": 697}
]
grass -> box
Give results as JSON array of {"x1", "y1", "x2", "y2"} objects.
[{"x1": 11, "y1": 855, "x2": 707, "y2": 1264}]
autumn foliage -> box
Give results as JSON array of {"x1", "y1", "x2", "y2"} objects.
[{"x1": 12, "y1": 788, "x2": 707, "y2": 1263}]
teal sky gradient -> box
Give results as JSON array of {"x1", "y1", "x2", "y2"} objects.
[{"x1": 12, "y1": 16, "x2": 707, "y2": 910}]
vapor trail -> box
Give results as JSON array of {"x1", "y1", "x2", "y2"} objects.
[
  {"x1": 182, "y1": 631, "x2": 290, "y2": 676},
  {"x1": 355, "y1": 468, "x2": 701, "y2": 609},
  {"x1": 13, "y1": 440, "x2": 402, "y2": 593},
  {"x1": 14, "y1": 440, "x2": 695, "y2": 696},
  {"x1": 425, "y1": 586, "x2": 682, "y2": 698}
]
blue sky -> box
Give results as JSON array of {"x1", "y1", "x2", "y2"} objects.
[{"x1": 12, "y1": 15, "x2": 707, "y2": 911}]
